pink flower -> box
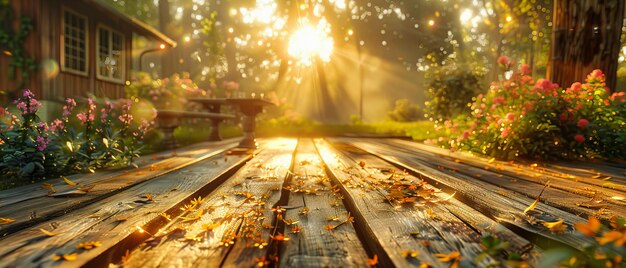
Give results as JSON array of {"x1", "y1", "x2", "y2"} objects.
[
  {"x1": 520, "y1": 64, "x2": 531, "y2": 75},
  {"x1": 461, "y1": 130, "x2": 470, "y2": 140},
  {"x1": 501, "y1": 127, "x2": 512, "y2": 138},
  {"x1": 534, "y1": 79, "x2": 559, "y2": 95},
  {"x1": 50, "y1": 119, "x2": 64, "y2": 132},
  {"x1": 574, "y1": 134, "x2": 585, "y2": 143},
  {"x1": 505, "y1": 112, "x2": 516, "y2": 121},
  {"x1": 16, "y1": 102, "x2": 27, "y2": 114},
  {"x1": 23, "y1": 89, "x2": 35, "y2": 98},
  {"x1": 36, "y1": 136, "x2": 49, "y2": 151},
  {"x1": 587, "y1": 69, "x2": 605, "y2": 81},
  {"x1": 577, "y1": 119, "x2": 590, "y2": 129},
  {"x1": 497, "y1": 55, "x2": 510, "y2": 66},
  {"x1": 63, "y1": 98, "x2": 76, "y2": 117},
  {"x1": 566, "y1": 82, "x2": 583, "y2": 94},
  {"x1": 492, "y1": 96, "x2": 505, "y2": 104}
]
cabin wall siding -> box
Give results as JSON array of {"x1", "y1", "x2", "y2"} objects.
[
  {"x1": 0, "y1": 0, "x2": 41, "y2": 99},
  {"x1": 1, "y1": 0, "x2": 133, "y2": 102}
]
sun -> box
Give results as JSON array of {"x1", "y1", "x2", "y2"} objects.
[{"x1": 287, "y1": 19, "x2": 334, "y2": 65}]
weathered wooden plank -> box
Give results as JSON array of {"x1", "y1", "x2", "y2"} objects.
[
  {"x1": 279, "y1": 139, "x2": 369, "y2": 267},
  {"x1": 326, "y1": 139, "x2": 543, "y2": 262},
  {"x1": 0, "y1": 139, "x2": 238, "y2": 236},
  {"x1": 0, "y1": 150, "x2": 251, "y2": 267},
  {"x1": 315, "y1": 139, "x2": 506, "y2": 268},
  {"x1": 349, "y1": 139, "x2": 626, "y2": 219},
  {"x1": 123, "y1": 138, "x2": 297, "y2": 268},
  {"x1": 0, "y1": 138, "x2": 238, "y2": 207},
  {"x1": 388, "y1": 139, "x2": 626, "y2": 192},
  {"x1": 346, "y1": 139, "x2": 598, "y2": 253}
]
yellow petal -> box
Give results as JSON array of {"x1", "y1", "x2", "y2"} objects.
[
  {"x1": 62, "y1": 176, "x2": 77, "y2": 186},
  {"x1": 40, "y1": 228, "x2": 60, "y2": 237}
]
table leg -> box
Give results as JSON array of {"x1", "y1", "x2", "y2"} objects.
[
  {"x1": 208, "y1": 118, "x2": 223, "y2": 141},
  {"x1": 161, "y1": 126, "x2": 178, "y2": 149},
  {"x1": 238, "y1": 114, "x2": 257, "y2": 149}
]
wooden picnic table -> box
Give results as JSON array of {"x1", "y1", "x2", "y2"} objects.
[
  {"x1": 189, "y1": 98, "x2": 275, "y2": 148},
  {"x1": 0, "y1": 138, "x2": 624, "y2": 267}
]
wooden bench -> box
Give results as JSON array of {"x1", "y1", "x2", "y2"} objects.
[{"x1": 156, "y1": 109, "x2": 235, "y2": 149}]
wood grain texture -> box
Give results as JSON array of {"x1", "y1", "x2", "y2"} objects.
[
  {"x1": 389, "y1": 139, "x2": 626, "y2": 191},
  {"x1": 123, "y1": 138, "x2": 297, "y2": 268},
  {"x1": 346, "y1": 139, "x2": 597, "y2": 253},
  {"x1": 328, "y1": 139, "x2": 542, "y2": 262},
  {"x1": 0, "y1": 139, "x2": 238, "y2": 236},
  {"x1": 362, "y1": 139, "x2": 626, "y2": 219},
  {"x1": 315, "y1": 139, "x2": 505, "y2": 268},
  {"x1": 279, "y1": 139, "x2": 369, "y2": 267},
  {"x1": 0, "y1": 151, "x2": 250, "y2": 268}
]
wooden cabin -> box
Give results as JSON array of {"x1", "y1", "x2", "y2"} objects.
[{"x1": 0, "y1": 0, "x2": 176, "y2": 102}]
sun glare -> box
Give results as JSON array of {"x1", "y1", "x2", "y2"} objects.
[{"x1": 287, "y1": 19, "x2": 334, "y2": 65}]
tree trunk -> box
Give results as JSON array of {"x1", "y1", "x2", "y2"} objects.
[{"x1": 548, "y1": 0, "x2": 624, "y2": 90}]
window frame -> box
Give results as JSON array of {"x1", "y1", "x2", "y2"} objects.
[
  {"x1": 60, "y1": 7, "x2": 89, "y2": 76},
  {"x1": 95, "y1": 24, "x2": 126, "y2": 84}
]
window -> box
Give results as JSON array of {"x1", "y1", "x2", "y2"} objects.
[
  {"x1": 61, "y1": 8, "x2": 88, "y2": 75},
  {"x1": 97, "y1": 26, "x2": 125, "y2": 82}
]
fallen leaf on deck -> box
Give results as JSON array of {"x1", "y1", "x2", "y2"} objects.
[
  {"x1": 202, "y1": 222, "x2": 221, "y2": 231},
  {"x1": 439, "y1": 192, "x2": 456, "y2": 202},
  {"x1": 542, "y1": 219, "x2": 567, "y2": 233},
  {"x1": 62, "y1": 176, "x2": 77, "y2": 186},
  {"x1": 145, "y1": 193, "x2": 154, "y2": 201},
  {"x1": 574, "y1": 217, "x2": 601, "y2": 237},
  {"x1": 160, "y1": 213, "x2": 171, "y2": 221},
  {"x1": 181, "y1": 209, "x2": 204, "y2": 222},
  {"x1": 76, "y1": 241, "x2": 102, "y2": 250},
  {"x1": 435, "y1": 251, "x2": 462, "y2": 268},
  {"x1": 117, "y1": 218, "x2": 128, "y2": 221},
  {"x1": 488, "y1": 158, "x2": 495, "y2": 164},
  {"x1": 0, "y1": 217, "x2": 16, "y2": 224},
  {"x1": 401, "y1": 250, "x2": 420, "y2": 258},
  {"x1": 290, "y1": 225, "x2": 302, "y2": 234},
  {"x1": 78, "y1": 185, "x2": 95, "y2": 192},
  {"x1": 524, "y1": 182, "x2": 550, "y2": 214},
  {"x1": 41, "y1": 183, "x2": 56, "y2": 193},
  {"x1": 366, "y1": 255, "x2": 378, "y2": 266},
  {"x1": 270, "y1": 232, "x2": 290, "y2": 241},
  {"x1": 40, "y1": 228, "x2": 60, "y2": 237},
  {"x1": 52, "y1": 253, "x2": 78, "y2": 261}
]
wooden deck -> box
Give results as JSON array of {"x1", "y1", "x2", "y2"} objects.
[{"x1": 0, "y1": 138, "x2": 624, "y2": 267}]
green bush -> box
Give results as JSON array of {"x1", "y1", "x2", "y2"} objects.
[
  {"x1": 387, "y1": 99, "x2": 424, "y2": 122},
  {"x1": 425, "y1": 65, "x2": 484, "y2": 120}
]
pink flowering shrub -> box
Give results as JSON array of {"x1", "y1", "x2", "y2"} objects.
[
  {"x1": 125, "y1": 72, "x2": 206, "y2": 111},
  {"x1": 0, "y1": 90, "x2": 156, "y2": 179},
  {"x1": 433, "y1": 63, "x2": 626, "y2": 160}
]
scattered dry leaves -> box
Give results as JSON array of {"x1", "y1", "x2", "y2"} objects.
[
  {"x1": 435, "y1": 251, "x2": 462, "y2": 268},
  {"x1": 524, "y1": 181, "x2": 550, "y2": 214},
  {"x1": 40, "y1": 228, "x2": 60, "y2": 237},
  {"x1": 366, "y1": 254, "x2": 378, "y2": 266},
  {"x1": 52, "y1": 253, "x2": 78, "y2": 262},
  {"x1": 0, "y1": 217, "x2": 16, "y2": 225},
  {"x1": 76, "y1": 241, "x2": 102, "y2": 250}
]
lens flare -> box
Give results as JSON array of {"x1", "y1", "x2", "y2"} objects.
[{"x1": 288, "y1": 19, "x2": 334, "y2": 65}]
